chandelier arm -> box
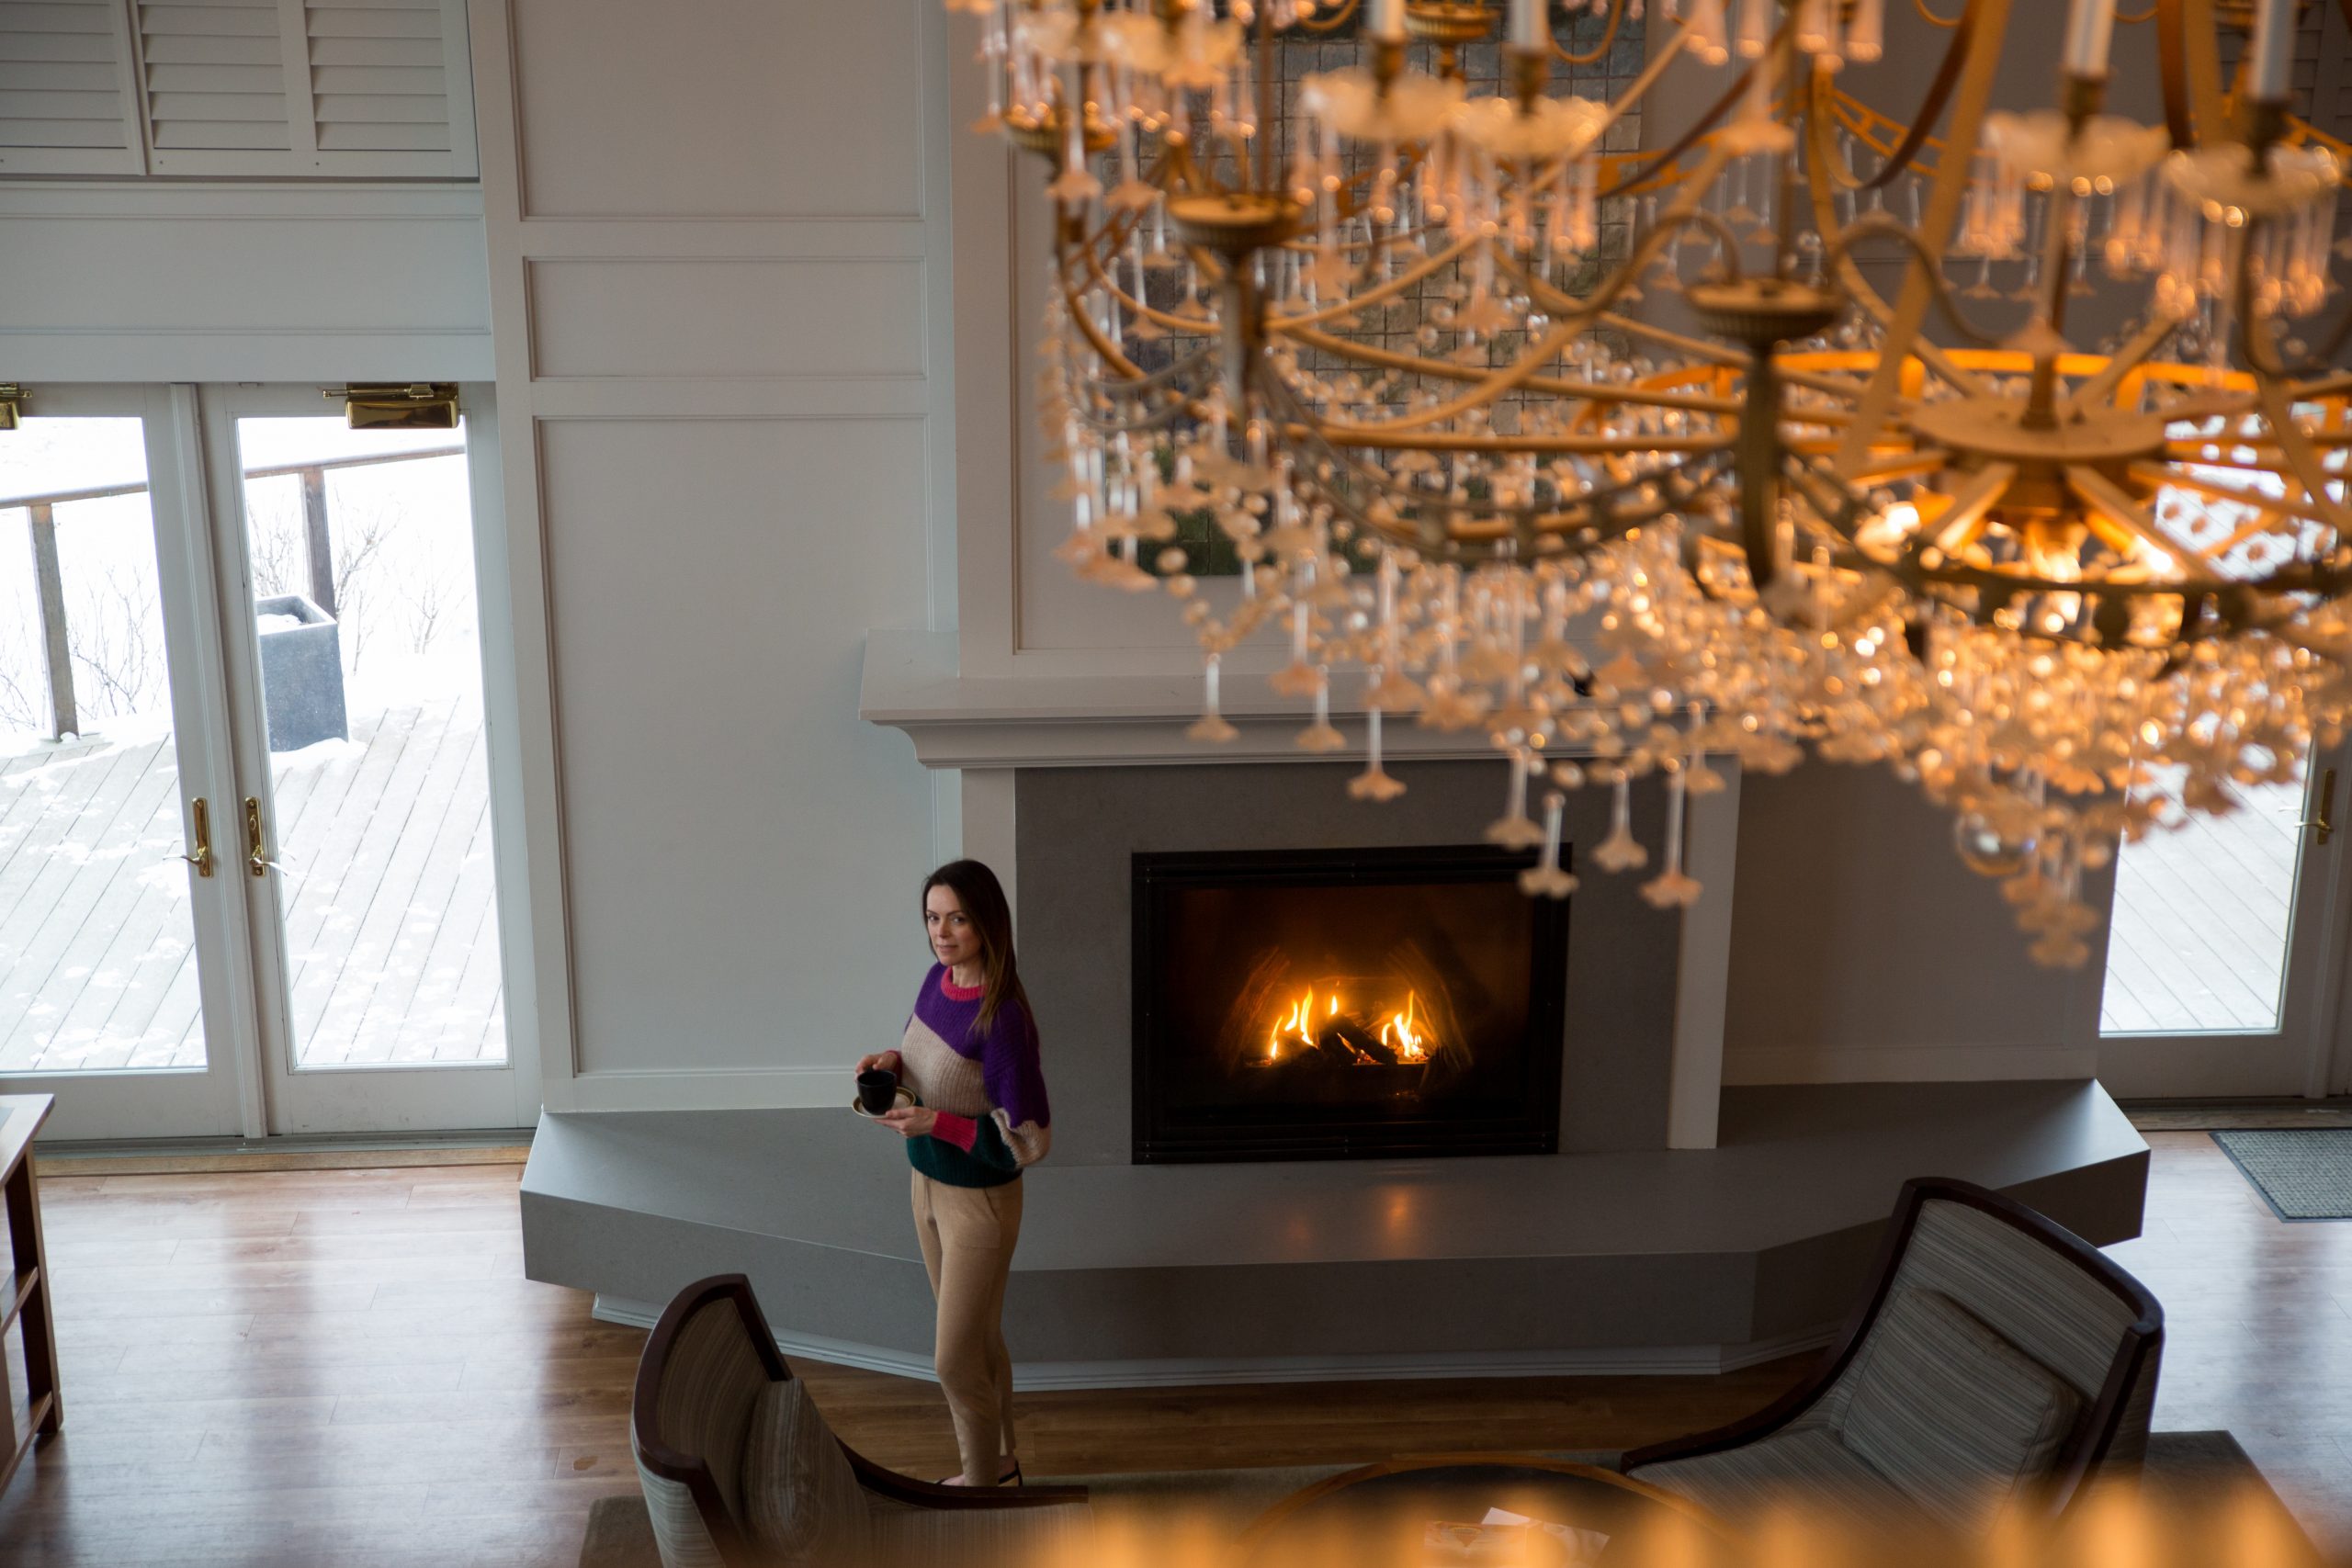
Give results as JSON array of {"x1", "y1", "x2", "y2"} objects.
[
  {"x1": 1817, "y1": 20, "x2": 1977, "y2": 194},
  {"x1": 1261, "y1": 367, "x2": 1724, "y2": 554},
  {"x1": 1804, "y1": 76, "x2": 1996, "y2": 403},
  {"x1": 2133, "y1": 464, "x2": 2347, "y2": 559},
  {"x1": 1055, "y1": 268, "x2": 1149, "y2": 378},
  {"x1": 1505, "y1": 198, "x2": 1749, "y2": 334},
  {"x1": 2065, "y1": 465, "x2": 2237, "y2": 573},
  {"x1": 1581, "y1": 25, "x2": 1689, "y2": 148},
  {"x1": 2061, "y1": 315, "x2": 2188, "y2": 414},
  {"x1": 1910, "y1": 0, "x2": 1964, "y2": 28},
  {"x1": 1073, "y1": 237, "x2": 1227, "y2": 337},
  {"x1": 1294, "y1": 0, "x2": 1364, "y2": 32},
  {"x1": 2235, "y1": 262, "x2": 2352, "y2": 539},
  {"x1": 1822, "y1": 214, "x2": 2005, "y2": 346},
  {"x1": 1306, "y1": 427, "x2": 1736, "y2": 454},
  {"x1": 2155, "y1": 0, "x2": 2230, "y2": 150},
  {"x1": 1549, "y1": 0, "x2": 1631, "y2": 67},
  {"x1": 1828, "y1": 0, "x2": 2016, "y2": 481},
  {"x1": 1273, "y1": 235, "x2": 1483, "y2": 331},
  {"x1": 1594, "y1": 21, "x2": 1787, "y2": 204},
  {"x1": 1318, "y1": 203, "x2": 1743, "y2": 442},
  {"x1": 1276, "y1": 324, "x2": 1748, "y2": 414},
  {"x1": 2252, "y1": 375, "x2": 2352, "y2": 538}
]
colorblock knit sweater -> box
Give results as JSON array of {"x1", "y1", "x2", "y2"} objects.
[{"x1": 896, "y1": 965, "x2": 1051, "y2": 1189}]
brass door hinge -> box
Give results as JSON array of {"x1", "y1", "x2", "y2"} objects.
[{"x1": 323, "y1": 383, "x2": 458, "y2": 431}]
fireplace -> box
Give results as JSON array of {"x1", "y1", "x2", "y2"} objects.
[{"x1": 1131, "y1": 845, "x2": 1570, "y2": 1163}]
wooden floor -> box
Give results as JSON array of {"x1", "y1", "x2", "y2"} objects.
[
  {"x1": 2101, "y1": 775, "x2": 2304, "y2": 1035},
  {"x1": 0, "y1": 1134, "x2": 2344, "y2": 1565},
  {"x1": 0, "y1": 696, "x2": 503, "y2": 1074}
]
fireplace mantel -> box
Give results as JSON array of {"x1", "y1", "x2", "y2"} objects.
[{"x1": 863, "y1": 628, "x2": 1531, "y2": 771}]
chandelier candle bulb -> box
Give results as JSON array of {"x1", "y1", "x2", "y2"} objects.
[
  {"x1": 2061, "y1": 0, "x2": 2117, "y2": 78},
  {"x1": 1736, "y1": 0, "x2": 1769, "y2": 59},
  {"x1": 1510, "y1": 0, "x2": 1548, "y2": 51},
  {"x1": 2249, "y1": 0, "x2": 2295, "y2": 101},
  {"x1": 1368, "y1": 0, "x2": 1405, "y2": 41}
]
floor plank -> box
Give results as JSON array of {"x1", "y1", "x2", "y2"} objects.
[{"x1": 0, "y1": 1139, "x2": 2346, "y2": 1565}]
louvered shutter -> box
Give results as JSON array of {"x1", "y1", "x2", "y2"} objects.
[
  {"x1": 306, "y1": 0, "x2": 471, "y2": 168},
  {"x1": 1, "y1": 0, "x2": 478, "y2": 175},
  {"x1": 0, "y1": 0, "x2": 143, "y2": 174},
  {"x1": 133, "y1": 0, "x2": 291, "y2": 167}
]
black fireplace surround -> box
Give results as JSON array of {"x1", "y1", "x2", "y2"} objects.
[{"x1": 1131, "y1": 845, "x2": 1570, "y2": 1163}]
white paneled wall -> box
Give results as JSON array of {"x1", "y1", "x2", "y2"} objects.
[{"x1": 469, "y1": 0, "x2": 959, "y2": 1111}]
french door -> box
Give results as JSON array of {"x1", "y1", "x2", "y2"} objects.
[
  {"x1": 0, "y1": 384, "x2": 537, "y2": 1139},
  {"x1": 2092, "y1": 736, "x2": 2352, "y2": 1100}
]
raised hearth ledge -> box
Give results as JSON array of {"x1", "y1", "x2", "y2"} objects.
[
  {"x1": 582, "y1": 1297, "x2": 1843, "y2": 1387},
  {"x1": 518, "y1": 1080, "x2": 2149, "y2": 1390},
  {"x1": 865, "y1": 627, "x2": 1567, "y2": 770}
]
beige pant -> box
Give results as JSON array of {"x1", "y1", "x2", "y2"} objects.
[{"x1": 910, "y1": 1170, "x2": 1023, "y2": 1484}]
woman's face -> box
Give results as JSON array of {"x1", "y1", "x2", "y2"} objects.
[{"x1": 925, "y1": 885, "x2": 982, "y2": 972}]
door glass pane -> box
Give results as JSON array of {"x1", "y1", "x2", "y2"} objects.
[
  {"x1": 233, "y1": 418, "x2": 507, "y2": 1068},
  {"x1": 0, "y1": 417, "x2": 207, "y2": 1073},
  {"x1": 2098, "y1": 748, "x2": 2309, "y2": 1036}
]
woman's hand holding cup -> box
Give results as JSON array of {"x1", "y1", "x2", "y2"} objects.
[{"x1": 857, "y1": 1051, "x2": 903, "y2": 1116}]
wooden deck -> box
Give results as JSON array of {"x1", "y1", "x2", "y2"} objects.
[
  {"x1": 0, "y1": 698, "x2": 503, "y2": 1075},
  {"x1": 2101, "y1": 775, "x2": 2305, "y2": 1036}
]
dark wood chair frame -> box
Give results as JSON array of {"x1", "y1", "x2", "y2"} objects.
[
  {"x1": 632, "y1": 1274, "x2": 1089, "y2": 1568},
  {"x1": 1621, "y1": 1177, "x2": 2165, "y2": 1521}
]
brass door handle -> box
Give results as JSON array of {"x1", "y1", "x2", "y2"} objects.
[
  {"x1": 182, "y1": 796, "x2": 215, "y2": 878},
  {"x1": 243, "y1": 795, "x2": 282, "y2": 876},
  {"x1": 2300, "y1": 768, "x2": 2336, "y2": 847}
]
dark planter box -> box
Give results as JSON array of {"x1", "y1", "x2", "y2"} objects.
[{"x1": 255, "y1": 594, "x2": 349, "y2": 752}]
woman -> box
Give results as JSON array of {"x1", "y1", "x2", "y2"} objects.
[{"x1": 858, "y1": 859, "x2": 1052, "y2": 1487}]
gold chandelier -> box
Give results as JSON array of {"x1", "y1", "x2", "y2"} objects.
[{"x1": 954, "y1": 0, "x2": 2352, "y2": 964}]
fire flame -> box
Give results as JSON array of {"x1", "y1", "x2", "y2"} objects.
[{"x1": 1264, "y1": 986, "x2": 1434, "y2": 1065}]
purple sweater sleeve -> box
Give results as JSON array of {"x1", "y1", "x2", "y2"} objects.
[{"x1": 979, "y1": 1000, "x2": 1051, "y2": 1167}]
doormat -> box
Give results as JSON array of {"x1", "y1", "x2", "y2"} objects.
[{"x1": 2213, "y1": 1130, "x2": 2352, "y2": 1220}]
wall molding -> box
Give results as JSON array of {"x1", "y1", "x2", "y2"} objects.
[{"x1": 590, "y1": 1294, "x2": 1840, "y2": 1387}]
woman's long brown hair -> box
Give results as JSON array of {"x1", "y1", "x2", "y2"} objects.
[{"x1": 923, "y1": 860, "x2": 1034, "y2": 1043}]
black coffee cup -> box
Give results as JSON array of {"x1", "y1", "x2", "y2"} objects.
[{"x1": 857, "y1": 1068, "x2": 899, "y2": 1115}]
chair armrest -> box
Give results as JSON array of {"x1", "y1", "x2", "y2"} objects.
[
  {"x1": 1620, "y1": 1373, "x2": 1834, "y2": 1471},
  {"x1": 842, "y1": 1444, "x2": 1090, "y2": 1509}
]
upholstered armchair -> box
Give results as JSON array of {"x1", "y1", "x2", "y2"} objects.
[
  {"x1": 630, "y1": 1274, "x2": 1091, "y2": 1568},
  {"x1": 1623, "y1": 1178, "x2": 2164, "y2": 1539}
]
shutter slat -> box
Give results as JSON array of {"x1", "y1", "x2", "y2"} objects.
[
  {"x1": 151, "y1": 117, "x2": 288, "y2": 147},
  {"x1": 0, "y1": 30, "x2": 120, "y2": 62},
  {"x1": 147, "y1": 62, "x2": 283, "y2": 91},
  {"x1": 0, "y1": 88, "x2": 116, "y2": 118},
  {"x1": 148, "y1": 89, "x2": 286, "y2": 119},
  {"x1": 311, "y1": 90, "x2": 442, "y2": 122},
  {"x1": 0, "y1": 116, "x2": 126, "y2": 146},
  {"x1": 308, "y1": 63, "x2": 441, "y2": 94},
  {"x1": 306, "y1": 7, "x2": 438, "y2": 38},
  {"x1": 0, "y1": 3, "x2": 115, "y2": 35},
  {"x1": 314, "y1": 118, "x2": 442, "y2": 149},
  {"x1": 139, "y1": 4, "x2": 278, "y2": 36},
  {"x1": 0, "y1": 61, "x2": 116, "y2": 88},
  {"x1": 307, "y1": 34, "x2": 438, "y2": 65},
  {"x1": 141, "y1": 32, "x2": 281, "y2": 62}
]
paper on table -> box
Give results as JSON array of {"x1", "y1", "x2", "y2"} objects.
[{"x1": 1483, "y1": 1507, "x2": 1611, "y2": 1563}]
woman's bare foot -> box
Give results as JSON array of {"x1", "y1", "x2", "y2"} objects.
[{"x1": 937, "y1": 1457, "x2": 1022, "y2": 1486}]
